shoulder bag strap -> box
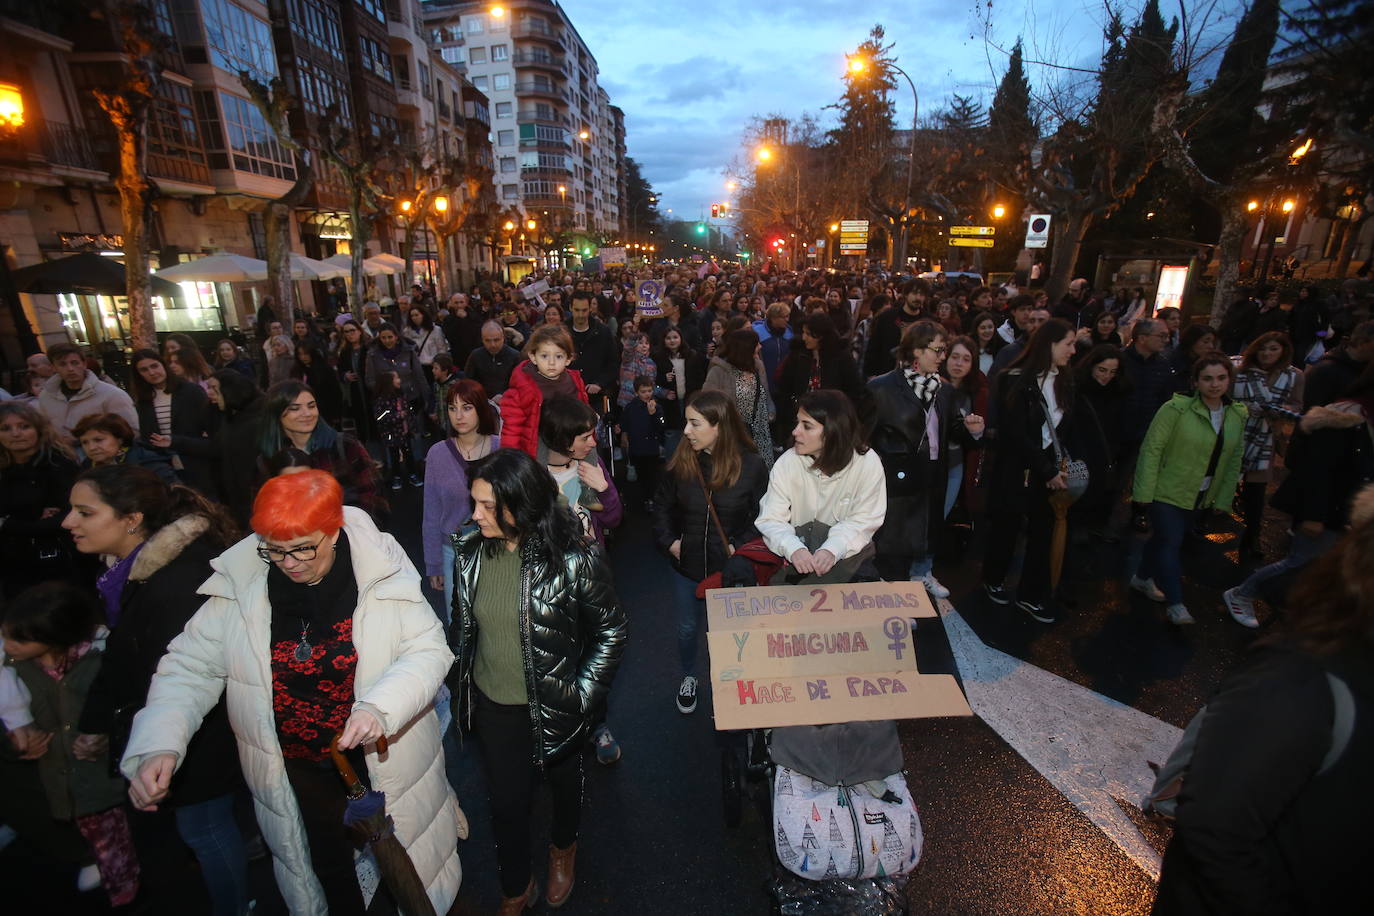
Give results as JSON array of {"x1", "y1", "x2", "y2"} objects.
[
  {"x1": 691, "y1": 455, "x2": 733, "y2": 555},
  {"x1": 1036, "y1": 383, "x2": 1066, "y2": 464}
]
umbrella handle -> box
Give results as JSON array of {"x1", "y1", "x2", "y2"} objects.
[{"x1": 329, "y1": 733, "x2": 390, "y2": 799}]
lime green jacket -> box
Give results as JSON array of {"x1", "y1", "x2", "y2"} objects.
[{"x1": 1133, "y1": 393, "x2": 1248, "y2": 512}]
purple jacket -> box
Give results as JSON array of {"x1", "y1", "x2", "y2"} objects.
[{"x1": 421, "y1": 436, "x2": 498, "y2": 576}]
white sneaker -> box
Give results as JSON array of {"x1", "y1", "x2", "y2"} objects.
[
  {"x1": 1223, "y1": 588, "x2": 1259, "y2": 628},
  {"x1": 1130, "y1": 576, "x2": 1167, "y2": 602},
  {"x1": 76, "y1": 864, "x2": 102, "y2": 893},
  {"x1": 677, "y1": 676, "x2": 698, "y2": 714},
  {"x1": 1166, "y1": 603, "x2": 1196, "y2": 625},
  {"x1": 919, "y1": 575, "x2": 950, "y2": 600}
]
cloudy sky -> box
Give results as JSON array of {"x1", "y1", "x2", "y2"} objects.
[{"x1": 560, "y1": 0, "x2": 1242, "y2": 220}]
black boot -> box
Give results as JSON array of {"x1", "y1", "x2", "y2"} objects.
[{"x1": 1239, "y1": 480, "x2": 1267, "y2": 558}]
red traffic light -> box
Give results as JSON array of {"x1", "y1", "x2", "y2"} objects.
[{"x1": 710, "y1": 203, "x2": 720, "y2": 218}]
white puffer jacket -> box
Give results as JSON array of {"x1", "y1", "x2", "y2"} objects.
[{"x1": 121, "y1": 507, "x2": 462, "y2": 915}]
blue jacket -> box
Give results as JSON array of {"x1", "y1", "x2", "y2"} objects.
[{"x1": 752, "y1": 319, "x2": 794, "y2": 393}]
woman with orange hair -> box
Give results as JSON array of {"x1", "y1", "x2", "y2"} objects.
[{"x1": 120, "y1": 469, "x2": 463, "y2": 915}]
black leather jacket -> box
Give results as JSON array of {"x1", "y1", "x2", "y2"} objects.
[{"x1": 448, "y1": 529, "x2": 627, "y2": 767}]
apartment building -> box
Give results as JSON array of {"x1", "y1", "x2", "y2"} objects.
[{"x1": 421, "y1": 0, "x2": 624, "y2": 248}]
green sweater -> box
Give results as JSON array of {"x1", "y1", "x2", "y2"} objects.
[
  {"x1": 472, "y1": 544, "x2": 528, "y2": 705},
  {"x1": 1134, "y1": 393, "x2": 1248, "y2": 512}
]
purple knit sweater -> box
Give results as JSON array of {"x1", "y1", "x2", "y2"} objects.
[{"x1": 421, "y1": 435, "x2": 498, "y2": 576}]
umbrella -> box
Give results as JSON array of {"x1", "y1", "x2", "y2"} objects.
[
  {"x1": 155, "y1": 253, "x2": 268, "y2": 283},
  {"x1": 329, "y1": 734, "x2": 436, "y2": 916},
  {"x1": 288, "y1": 253, "x2": 348, "y2": 281},
  {"x1": 322, "y1": 252, "x2": 406, "y2": 277},
  {"x1": 1048, "y1": 489, "x2": 1077, "y2": 590},
  {"x1": 10, "y1": 251, "x2": 183, "y2": 298}
]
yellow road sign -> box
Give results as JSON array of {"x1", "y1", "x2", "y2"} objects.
[
  {"x1": 950, "y1": 226, "x2": 995, "y2": 237},
  {"x1": 948, "y1": 237, "x2": 994, "y2": 248}
]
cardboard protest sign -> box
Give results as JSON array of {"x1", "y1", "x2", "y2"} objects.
[{"x1": 706, "y1": 582, "x2": 971, "y2": 730}]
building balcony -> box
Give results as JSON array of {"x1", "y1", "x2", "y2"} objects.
[
  {"x1": 148, "y1": 151, "x2": 212, "y2": 188},
  {"x1": 514, "y1": 82, "x2": 568, "y2": 102},
  {"x1": 40, "y1": 120, "x2": 101, "y2": 172},
  {"x1": 511, "y1": 23, "x2": 563, "y2": 46},
  {"x1": 517, "y1": 111, "x2": 569, "y2": 127},
  {"x1": 519, "y1": 137, "x2": 571, "y2": 152},
  {"x1": 521, "y1": 165, "x2": 572, "y2": 179},
  {"x1": 511, "y1": 51, "x2": 566, "y2": 74}
]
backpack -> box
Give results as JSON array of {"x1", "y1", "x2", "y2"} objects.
[{"x1": 1146, "y1": 670, "x2": 1355, "y2": 818}]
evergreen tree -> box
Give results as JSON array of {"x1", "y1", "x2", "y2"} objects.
[
  {"x1": 987, "y1": 40, "x2": 1037, "y2": 268},
  {"x1": 623, "y1": 157, "x2": 662, "y2": 239}
]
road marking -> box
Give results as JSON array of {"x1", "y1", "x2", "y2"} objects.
[{"x1": 938, "y1": 601, "x2": 1181, "y2": 880}]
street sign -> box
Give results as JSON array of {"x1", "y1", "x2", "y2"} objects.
[
  {"x1": 839, "y1": 219, "x2": 869, "y2": 253},
  {"x1": 1025, "y1": 214, "x2": 1052, "y2": 249},
  {"x1": 950, "y1": 226, "x2": 995, "y2": 237},
  {"x1": 598, "y1": 246, "x2": 627, "y2": 267},
  {"x1": 840, "y1": 220, "x2": 868, "y2": 230},
  {"x1": 948, "y1": 238, "x2": 994, "y2": 248}
]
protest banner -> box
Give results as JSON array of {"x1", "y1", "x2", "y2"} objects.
[{"x1": 706, "y1": 581, "x2": 971, "y2": 730}]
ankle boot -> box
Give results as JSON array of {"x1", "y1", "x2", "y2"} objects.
[
  {"x1": 545, "y1": 841, "x2": 577, "y2": 908},
  {"x1": 497, "y1": 877, "x2": 538, "y2": 916}
]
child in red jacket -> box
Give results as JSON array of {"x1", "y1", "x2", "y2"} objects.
[{"x1": 499, "y1": 325, "x2": 589, "y2": 456}]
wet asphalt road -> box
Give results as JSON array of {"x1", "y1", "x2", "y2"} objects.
[{"x1": 2, "y1": 475, "x2": 1286, "y2": 915}]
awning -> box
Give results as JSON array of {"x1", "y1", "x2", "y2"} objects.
[{"x1": 12, "y1": 251, "x2": 183, "y2": 297}]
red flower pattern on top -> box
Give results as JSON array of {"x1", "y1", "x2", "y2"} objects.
[{"x1": 271, "y1": 619, "x2": 358, "y2": 760}]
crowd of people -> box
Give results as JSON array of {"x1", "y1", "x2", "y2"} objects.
[{"x1": 0, "y1": 263, "x2": 1371, "y2": 914}]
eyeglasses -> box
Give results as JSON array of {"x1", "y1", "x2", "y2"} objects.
[
  {"x1": 256, "y1": 536, "x2": 326, "y2": 564},
  {"x1": 923, "y1": 346, "x2": 948, "y2": 355}
]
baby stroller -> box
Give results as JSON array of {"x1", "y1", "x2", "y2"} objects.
[{"x1": 717, "y1": 550, "x2": 922, "y2": 915}]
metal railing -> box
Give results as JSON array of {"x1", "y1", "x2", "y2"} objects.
[
  {"x1": 41, "y1": 120, "x2": 100, "y2": 171},
  {"x1": 514, "y1": 82, "x2": 568, "y2": 101}
]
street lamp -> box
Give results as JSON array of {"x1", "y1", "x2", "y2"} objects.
[
  {"x1": 488, "y1": 5, "x2": 505, "y2": 17},
  {"x1": 1281, "y1": 199, "x2": 1295, "y2": 213},
  {"x1": 1246, "y1": 200, "x2": 1259, "y2": 212},
  {"x1": 756, "y1": 146, "x2": 772, "y2": 162},
  {"x1": 578, "y1": 130, "x2": 590, "y2": 141},
  {"x1": 0, "y1": 83, "x2": 25, "y2": 131},
  {"x1": 433, "y1": 195, "x2": 449, "y2": 213},
  {"x1": 525, "y1": 218, "x2": 536, "y2": 230},
  {"x1": 557, "y1": 184, "x2": 566, "y2": 206},
  {"x1": 503, "y1": 220, "x2": 515, "y2": 231},
  {"x1": 991, "y1": 204, "x2": 1006, "y2": 219},
  {"x1": 847, "y1": 50, "x2": 918, "y2": 270}
]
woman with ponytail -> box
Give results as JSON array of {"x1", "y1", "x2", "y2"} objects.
[{"x1": 60, "y1": 465, "x2": 249, "y2": 915}]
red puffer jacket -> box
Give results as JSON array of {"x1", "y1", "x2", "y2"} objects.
[{"x1": 498, "y1": 361, "x2": 589, "y2": 456}]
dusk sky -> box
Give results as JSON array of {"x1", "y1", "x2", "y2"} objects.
[{"x1": 560, "y1": 0, "x2": 1243, "y2": 223}]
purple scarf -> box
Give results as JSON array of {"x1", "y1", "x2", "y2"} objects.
[{"x1": 96, "y1": 542, "x2": 145, "y2": 627}]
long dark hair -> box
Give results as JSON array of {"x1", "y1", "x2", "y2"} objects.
[
  {"x1": 1, "y1": 582, "x2": 102, "y2": 649},
  {"x1": 76, "y1": 464, "x2": 238, "y2": 546},
  {"x1": 471, "y1": 448, "x2": 586, "y2": 568},
  {"x1": 213, "y1": 369, "x2": 263, "y2": 418},
  {"x1": 666, "y1": 389, "x2": 756, "y2": 490},
  {"x1": 803, "y1": 312, "x2": 845, "y2": 361},
  {"x1": 1006, "y1": 318, "x2": 1074, "y2": 408},
  {"x1": 1074, "y1": 344, "x2": 1131, "y2": 396},
  {"x1": 259, "y1": 380, "x2": 338, "y2": 456},
  {"x1": 718, "y1": 328, "x2": 759, "y2": 372},
  {"x1": 129, "y1": 348, "x2": 173, "y2": 402},
  {"x1": 945, "y1": 335, "x2": 987, "y2": 402}
]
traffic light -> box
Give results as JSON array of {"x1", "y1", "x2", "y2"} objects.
[
  {"x1": 696, "y1": 223, "x2": 706, "y2": 235},
  {"x1": 710, "y1": 203, "x2": 720, "y2": 218},
  {"x1": 719, "y1": 202, "x2": 729, "y2": 215}
]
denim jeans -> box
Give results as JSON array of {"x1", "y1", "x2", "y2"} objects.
[
  {"x1": 173, "y1": 793, "x2": 249, "y2": 916},
  {"x1": 673, "y1": 572, "x2": 705, "y2": 675},
  {"x1": 1138, "y1": 501, "x2": 1197, "y2": 605},
  {"x1": 1235, "y1": 526, "x2": 1341, "y2": 599},
  {"x1": 943, "y1": 462, "x2": 964, "y2": 519}
]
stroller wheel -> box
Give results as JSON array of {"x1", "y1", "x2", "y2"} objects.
[{"x1": 721, "y1": 747, "x2": 743, "y2": 828}]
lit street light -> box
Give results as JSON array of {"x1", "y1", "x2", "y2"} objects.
[
  {"x1": 756, "y1": 146, "x2": 772, "y2": 162},
  {"x1": 992, "y1": 204, "x2": 1006, "y2": 219},
  {"x1": 846, "y1": 50, "x2": 919, "y2": 270}
]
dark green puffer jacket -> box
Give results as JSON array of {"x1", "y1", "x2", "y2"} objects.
[{"x1": 448, "y1": 529, "x2": 626, "y2": 767}]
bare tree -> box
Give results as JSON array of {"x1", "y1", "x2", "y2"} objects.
[
  {"x1": 239, "y1": 73, "x2": 315, "y2": 325},
  {"x1": 92, "y1": 0, "x2": 162, "y2": 348},
  {"x1": 321, "y1": 111, "x2": 392, "y2": 313}
]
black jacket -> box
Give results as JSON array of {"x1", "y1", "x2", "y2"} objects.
[
  {"x1": 441, "y1": 309, "x2": 485, "y2": 363},
  {"x1": 1153, "y1": 644, "x2": 1373, "y2": 916},
  {"x1": 652, "y1": 350, "x2": 707, "y2": 430},
  {"x1": 775, "y1": 340, "x2": 867, "y2": 434},
  {"x1": 652, "y1": 450, "x2": 769, "y2": 582},
  {"x1": 569, "y1": 320, "x2": 619, "y2": 396},
  {"x1": 0, "y1": 450, "x2": 84, "y2": 593},
  {"x1": 862, "y1": 306, "x2": 924, "y2": 377},
  {"x1": 1121, "y1": 346, "x2": 1176, "y2": 443},
  {"x1": 464, "y1": 345, "x2": 522, "y2": 397},
  {"x1": 78, "y1": 518, "x2": 242, "y2": 806},
  {"x1": 1270, "y1": 410, "x2": 1374, "y2": 530},
  {"x1": 1302, "y1": 350, "x2": 1366, "y2": 409},
  {"x1": 449, "y1": 529, "x2": 627, "y2": 767},
  {"x1": 987, "y1": 370, "x2": 1067, "y2": 510},
  {"x1": 135, "y1": 379, "x2": 219, "y2": 496}
]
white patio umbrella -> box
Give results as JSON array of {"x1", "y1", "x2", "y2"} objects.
[
  {"x1": 322, "y1": 252, "x2": 406, "y2": 277},
  {"x1": 155, "y1": 253, "x2": 268, "y2": 282},
  {"x1": 289, "y1": 253, "x2": 348, "y2": 280}
]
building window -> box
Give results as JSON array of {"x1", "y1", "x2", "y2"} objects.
[
  {"x1": 497, "y1": 129, "x2": 514, "y2": 146},
  {"x1": 394, "y1": 53, "x2": 411, "y2": 90},
  {"x1": 201, "y1": 0, "x2": 277, "y2": 79},
  {"x1": 287, "y1": 0, "x2": 344, "y2": 55},
  {"x1": 502, "y1": 183, "x2": 518, "y2": 199},
  {"x1": 468, "y1": 46, "x2": 487, "y2": 64},
  {"x1": 203, "y1": 91, "x2": 295, "y2": 180},
  {"x1": 369, "y1": 112, "x2": 399, "y2": 138},
  {"x1": 357, "y1": 0, "x2": 385, "y2": 25},
  {"x1": 500, "y1": 156, "x2": 516, "y2": 173},
  {"x1": 440, "y1": 46, "x2": 464, "y2": 65},
  {"x1": 419, "y1": 61, "x2": 432, "y2": 99},
  {"x1": 463, "y1": 15, "x2": 484, "y2": 34},
  {"x1": 147, "y1": 80, "x2": 211, "y2": 181},
  {"x1": 520, "y1": 151, "x2": 568, "y2": 172},
  {"x1": 518, "y1": 122, "x2": 569, "y2": 146},
  {"x1": 358, "y1": 35, "x2": 393, "y2": 81},
  {"x1": 472, "y1": 76, "x2": 488, "y2": 90},
  {"x1": 247, "y1": 212, "x2": 268, "y2": 259},
  {"x1": 495, "y1": 101, "x2": 512, "y2": 119},
  {"x1": 492, "y1": 73, "x2": 510, "y2": 90},
  {"x1": 490, "y1": 44, "x2": 508, "y2": 61},
  {"x1": 296, "y1": 68, "x2": 352, "y2": 123}
]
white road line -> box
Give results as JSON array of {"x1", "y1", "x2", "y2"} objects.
[{"x1": 938, "y1": 600, "x2": 1182, "y2": 881}]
